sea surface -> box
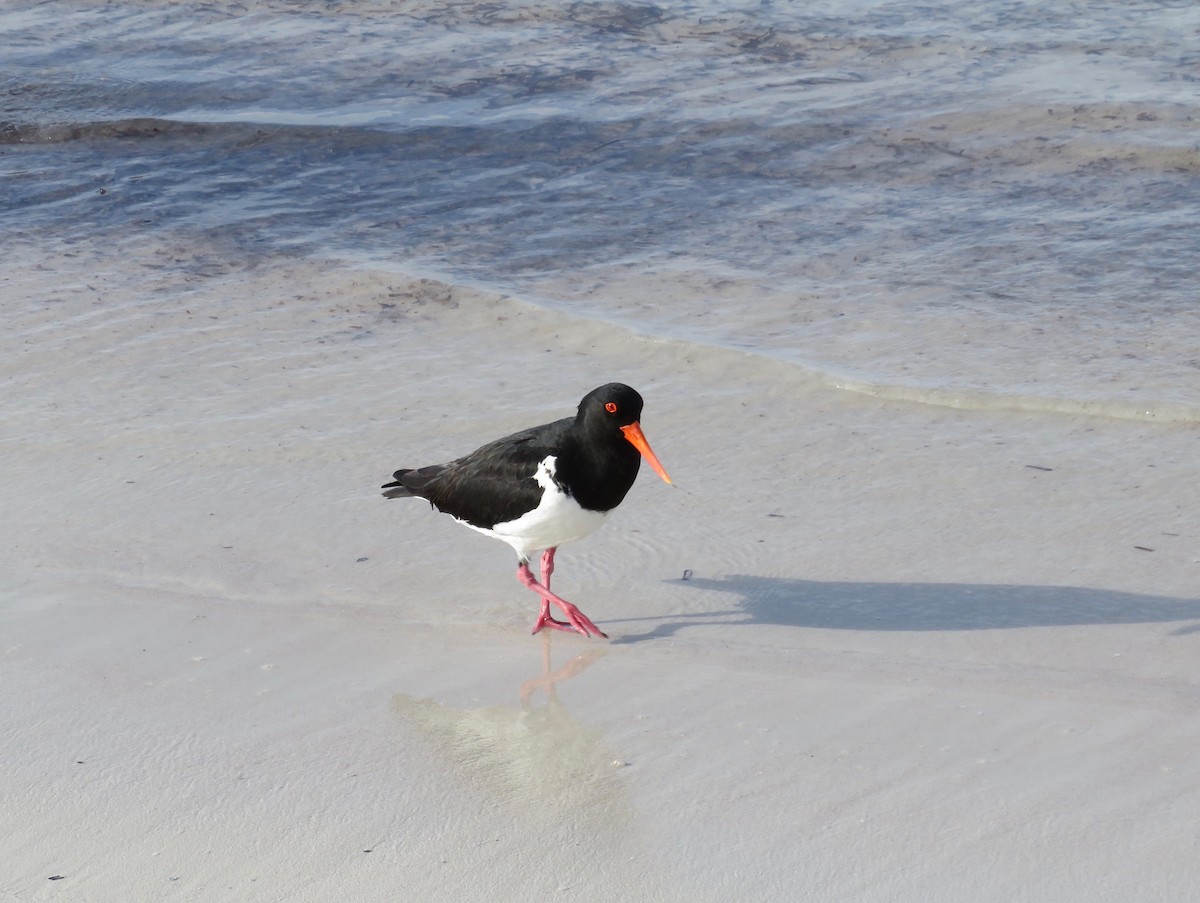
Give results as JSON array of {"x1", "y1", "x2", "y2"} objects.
[{"x1": 4, "y1": 0, "x2": 1199, "y2": 420}]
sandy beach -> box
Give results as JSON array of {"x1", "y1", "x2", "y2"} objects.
[{"x1": 2, "y1": 239, "x2": 1198, "y2": 901}]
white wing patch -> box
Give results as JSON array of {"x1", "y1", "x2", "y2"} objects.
[{"x1": 455, "y1": 455, "x2": 608, "y2": 560}]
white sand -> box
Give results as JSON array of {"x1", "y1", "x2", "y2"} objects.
[{"x1": 3, "y1": 239, "x2": 1199, "y2": 901}]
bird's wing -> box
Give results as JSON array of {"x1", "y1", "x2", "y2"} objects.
[{"x1": 415, "y1": 419, "x2": 572, "y2": 528}]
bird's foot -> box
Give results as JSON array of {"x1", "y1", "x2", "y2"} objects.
[
  {"x1": 556, "y1": 599, "x2": 608, "y2": 639},
  {"x1": 530, "y1": 610, "x2": 577, "y2": 634},
  {"x1": 519, "y1": 561, "x2": 608, "y2": 639},
  {"x1": 530, "y1": 598, "x2": 608, "y2": 639}
]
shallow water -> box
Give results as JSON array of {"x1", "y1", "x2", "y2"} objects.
[{"x1": 4, "y1": 0, "x2": 1199, "y2": 418}]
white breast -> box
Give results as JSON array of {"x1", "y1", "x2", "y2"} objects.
[{"x1": 455, "y1": 456, "x2": 609, "y2": 561}]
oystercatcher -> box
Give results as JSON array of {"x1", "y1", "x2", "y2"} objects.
[{"x1": 382, "y1": 383, "x2": 671, "y2": 638}]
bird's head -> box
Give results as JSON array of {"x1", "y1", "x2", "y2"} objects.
[{"x1": 578, "y1": 383, "x2": 672, "y2": 484}]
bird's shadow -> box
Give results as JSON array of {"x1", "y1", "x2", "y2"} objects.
[{"x1": 608, "y1": 574, "x2": 1200, "y2": 643}]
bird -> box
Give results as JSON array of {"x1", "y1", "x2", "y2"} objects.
[{"x1": 381, "y1": 383, "x2": 671, "y2": 638}]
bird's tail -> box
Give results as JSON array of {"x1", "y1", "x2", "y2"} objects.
[
  {"x1": 381, "y1": 465, "x2": 444, "y2": 499},
  {"x1": 381, "y1": 469, "x2": 416, "y2": 499}
]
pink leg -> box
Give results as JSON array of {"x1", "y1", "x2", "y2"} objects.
[
  {"x1": 531, "y1": 548, "x2": 574, "y2": 633},
  {"x1": 531, "y1": 547, "x2": 572, "y2": 632},
  {"x1": 519, "y1": 559, "x2": 607, "y2": 639}
]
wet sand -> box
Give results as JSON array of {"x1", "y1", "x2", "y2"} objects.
[{"x1": 3, "y1": 241, "x2": 1199, "y2": 901}]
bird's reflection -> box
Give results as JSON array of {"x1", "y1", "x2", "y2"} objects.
[
  {"x1": 391, "y1": 636, "x2": 621, "y2": 807},
  {"x1": 519, "y1": 634, "x2": 606, "y2": 708}
]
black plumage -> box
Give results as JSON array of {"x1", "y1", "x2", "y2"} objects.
[{"x1": 382, "y1": 383, "x2": 646, "y2": 529}]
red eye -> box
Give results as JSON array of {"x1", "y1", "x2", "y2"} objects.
[{"x1": 605, "y1": 402, "x2": 618, "y2": 413}]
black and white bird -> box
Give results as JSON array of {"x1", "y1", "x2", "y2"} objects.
[{"x1": 381, "y1": 383, "x2": 671, "y2": 638}]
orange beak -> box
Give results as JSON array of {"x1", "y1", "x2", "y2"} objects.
[{"x1": 620, "y1": 421, "x2": 672, "y2": 485}]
